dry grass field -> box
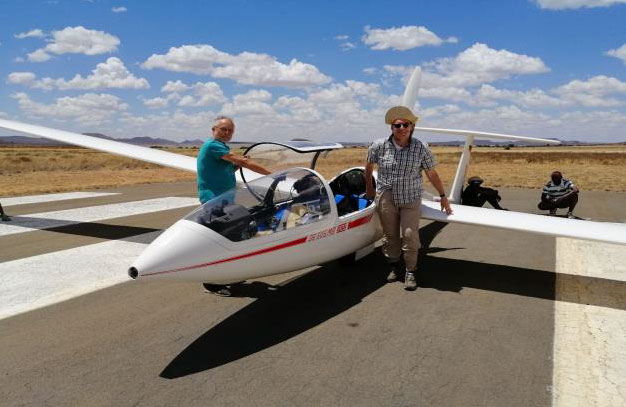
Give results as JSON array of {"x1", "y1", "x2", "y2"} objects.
[{"x1": 1, "y1": 144, "x2": 625, "y2": 197}]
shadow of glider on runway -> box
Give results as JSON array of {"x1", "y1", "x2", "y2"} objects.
[{"x1": 160, "y1": 220, "x2": 626, "y2": 378}]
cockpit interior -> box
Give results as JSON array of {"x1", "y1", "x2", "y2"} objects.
[
  {"x1": 184, "y1": 142, "x2": 376, "y2": 242},
  {"x1": 185, "y1": 168, "x2": 331, "y2": 242}
]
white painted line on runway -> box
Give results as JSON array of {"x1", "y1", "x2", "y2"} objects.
[
  {"x1": 1, "y1": 191, "x2": 120, "y2": 206},
  {"x1": 552, "y1": 238, "x2": 626, "y2": 406},
  {"x1": 0, "y1": 238, "x2": 149, "y2": 320},
  {"x1": 0, "y1": 197, "x2": 199, "y2": 237}
]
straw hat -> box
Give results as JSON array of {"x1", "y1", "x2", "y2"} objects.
[{"x1": 385, "y1": 106, "x2": 419, "y2": 125}]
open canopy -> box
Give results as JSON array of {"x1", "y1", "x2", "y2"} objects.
[
  {"x1": 186, "y1": 168, "x2": 332, "y2": 242},
  {"x1": 239, "y1": 141, "x2": 343, "y2": 183}
]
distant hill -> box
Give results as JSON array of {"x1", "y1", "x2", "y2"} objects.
[
  {"x1": 0, "y1": 135, "x2": 61, "y2": 145},
  {"x1": 0, "y1": 134, "x2": 622, "y2": 148},
  {"x1": 0, "y1": 133, "x2": 206, "y2": 147}
]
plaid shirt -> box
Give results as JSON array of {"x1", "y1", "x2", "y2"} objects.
[{"x1": 367, "y1": 135, "x2": 436, "y2": 204}]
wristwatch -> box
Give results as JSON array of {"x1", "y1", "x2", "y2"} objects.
[{"x1": 439, "y1": 193, "x2": 446, "y2": 198}]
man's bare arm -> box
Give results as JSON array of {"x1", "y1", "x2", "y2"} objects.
[
  {"x1": 222, "y1": 153, "x2": 271, "y2": 175},
  {"x1": 425, "y1": 168, "x2": 453, "y2": 215},
  {"x1": 555, "y1": 186, "x2": 580, "y2": 204}
]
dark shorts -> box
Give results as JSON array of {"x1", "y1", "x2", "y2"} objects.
[{"x1": 538, "y1": 193, "x2": 578, "y2": 210}]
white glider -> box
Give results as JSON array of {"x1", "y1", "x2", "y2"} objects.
[{"x1": 0, "y1": 67, "x2": 624, "y2": 285}]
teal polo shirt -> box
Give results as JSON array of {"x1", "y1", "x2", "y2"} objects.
[{"x1": 197, "y1": 139, "x2": 236, "y2": 203}]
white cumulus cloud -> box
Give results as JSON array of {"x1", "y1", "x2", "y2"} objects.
[
  {"x1": 178, "y1": 81, "x2": 227, "y2": 107},
  {"x1": 340, "y1": 42, "x2": 357, "y2": 51},
  {"x1": 142, "y1": 97, "x2": 168, "y2": 109},
  {"x1": 14, "y1": 29, "x2": 45, "y2": 39},
  {"x1": 433, "y1": 43, "x2": 549, "y2": 85},
  {"x1": 7, "y1": 72, "x2": 37, "y2": 85},
  {"x1": 112, "y1": 6, "x2": 127, "y2": 13},
  {"x1": 8, "y1": 57, "x2": 149, "y2": 90},
  {"x1": 11, "y1": 92, "x2": 128, "y2": 124},
  {"x1": 220, "y1": 89, "x2": 275, "y2": 116},
  {"x1": 362, "y1": 25, "x2": 457, "y2": 51},
  {"x1": 384, "y1": 43, "x2": 549, "y2": 100},
  {"x1": 553, "y1": 75, "x2": 626, "y2": 106},
  {"x1": 474, "y1": 84, "x2": 566, "y2": 107},
  {"x1": 26, "y1": 26, "x2": 120, "y2": 62},
  {"x1": 161, "y1": 80, "x2": 190, "y2": 94},
  {"x1": 534, "y1": 0, "x2": 626, "y2": 9},
  {"x1": 141, "y1": 44, "x2": 331, "y2": 88},
  {"x1": 27, "y1": 49, "x2": 52, "y2": 62},
  {"x1": 606, "y1": 43, "x2": 626, "y2": 65},
  {"x1": 334, "y1": 34, "x2": 356, "y2": 51},
  {"x1": 158, "y1": 79, "x2": 226, "y2": 107}
]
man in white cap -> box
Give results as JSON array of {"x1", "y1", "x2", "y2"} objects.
[{"x1": 365, "y1": 106, "x2": 452, "y2": 290}]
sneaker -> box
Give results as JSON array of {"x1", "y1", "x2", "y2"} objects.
[
  {"x1": 404, "y1": 272, "x2": 417, "y2": 291},
  {"x1": 203, "y1": 283, "x2": 231, "y2": 297},
  {"x1": 549, "y1": 209, "x2": 557, "y2": 216},
  {"x1": 386, "y1": 262, "x2": 402, "y2": 282},
  {"x1": 566, "y1": 211, "x2": 575, "y2": 219}
]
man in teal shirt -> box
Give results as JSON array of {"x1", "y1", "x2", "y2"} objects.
[
  {"x1": 197, "y1": 116, "x2": 270, "y2": 203},
  {"x1": 197, "y1": 116, "x2": 270, "y2": 296}
]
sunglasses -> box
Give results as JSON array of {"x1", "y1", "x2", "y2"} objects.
[{"x1": 392, "y1": 123, "x2": 411, "y2": 129}]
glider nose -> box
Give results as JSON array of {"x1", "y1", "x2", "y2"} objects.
[
  {"x1": 128, "y1": 267, "x2": 139, "y2": 280},
  {"x1": 128, "y1": 219, "x2": 220, "y2": 281}
]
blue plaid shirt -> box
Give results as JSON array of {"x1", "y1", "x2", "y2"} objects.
[{"x1": 367, "y1": 135, "x2": 436, "y2": 204}]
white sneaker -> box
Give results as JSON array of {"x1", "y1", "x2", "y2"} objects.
[
  {"x1": 404, "y1": 272, "x2": 417, "y2": 291},
  {"x1": 386, "y1": 261, "x2": 402, "y2": 283}
]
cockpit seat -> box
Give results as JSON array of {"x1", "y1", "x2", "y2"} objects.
[
  {"x1": 205, "y1": 203, "x2": 257, "y2": 242},
  {"x1": 330, "y1": 169, "x2": 374, "y2": 216}
]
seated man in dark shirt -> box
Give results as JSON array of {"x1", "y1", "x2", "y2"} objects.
[{"x1": 461, "y1": 176, "x2": 507, "y2": 210}]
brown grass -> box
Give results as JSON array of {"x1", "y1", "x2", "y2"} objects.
[
  {"x1": 1, "y1": 144, "x2": 625, "y2": 197},
  {"x1": 315, "y1": 145, "x2": 626, "y2": 193}
]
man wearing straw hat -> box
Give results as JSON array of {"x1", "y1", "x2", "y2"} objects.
[{"x1": 365, "y1": 106, "x2": 452, "y2": 291}]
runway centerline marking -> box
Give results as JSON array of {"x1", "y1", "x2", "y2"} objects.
[
  {"x1": 0, "y1": 197, "x2": 199, "y2": 237},
  {"x1": 552, "y1": 238, "x2": 626, "y2": 406},
  {"x1": 0, "y1": 237, "x2": 152, "y2": 320}
]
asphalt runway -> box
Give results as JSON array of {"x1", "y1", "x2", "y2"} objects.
[{"x1": 1, "y1": 182, "x2": 624, "y2": 406}]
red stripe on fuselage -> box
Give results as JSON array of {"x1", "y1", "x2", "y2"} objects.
[
  {"x1": 143, "y1": 237, "x2": 307, "y2": 277},
  {"x1": 142, "y1": 212, "x2": 374, "y2": 277},
  {"x1": 348, "y1": 213, "x2": 373, "y2": 229}
]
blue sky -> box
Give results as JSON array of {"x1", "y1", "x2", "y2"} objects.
[{"x1": 1, "y1": 0, "x2": 625, "y2": 143}]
